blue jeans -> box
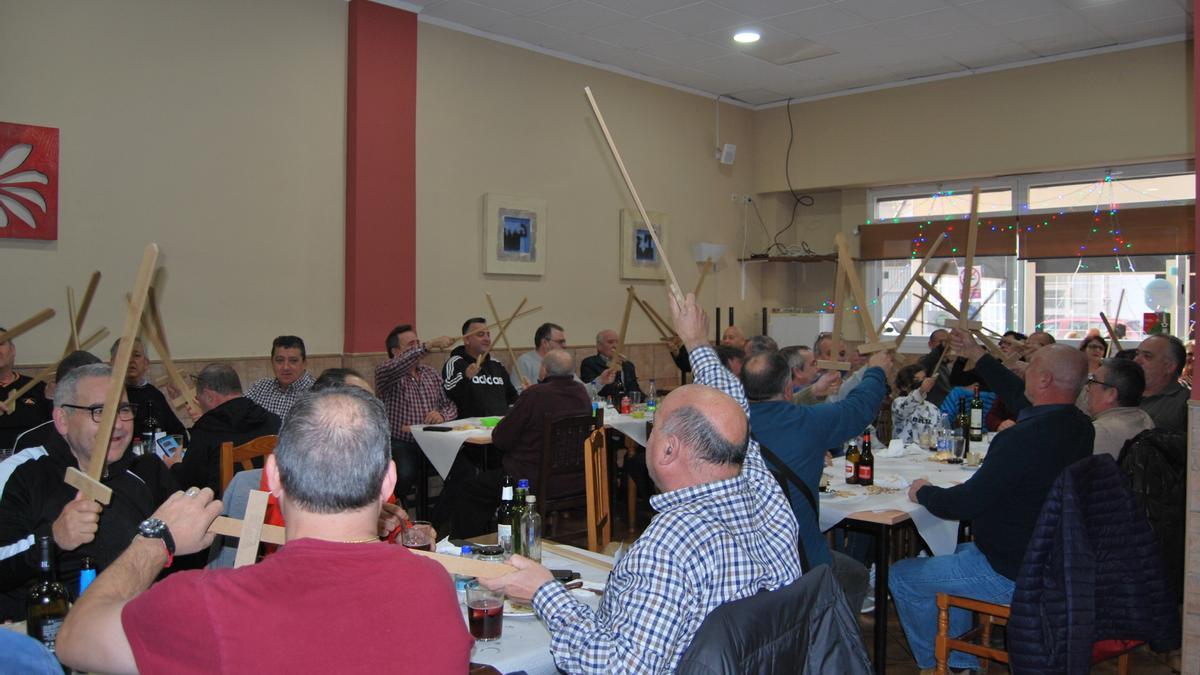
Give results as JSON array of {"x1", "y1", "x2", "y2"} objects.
[{"x1": 889, "y1": 542, "x2": 1015, "y2": 670}]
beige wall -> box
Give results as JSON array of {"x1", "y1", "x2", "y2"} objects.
[
  {"x1": 752, "y1": 42, "x2": 1193, "y2": 193},
  {"x1": 0, "y1": 0, "x2": 347, "y2": 364},
  {"x1": 415, "y1": 24, "x2": 769, "y2": 347}
]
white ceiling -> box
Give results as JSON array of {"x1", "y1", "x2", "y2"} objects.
[{"x1": 412, "y1": 0, "x2": 1192, "y2": 106}]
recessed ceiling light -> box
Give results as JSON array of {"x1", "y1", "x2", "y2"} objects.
[{"x1": 733, "y1": 30, "x2": 760, "y2": 44}]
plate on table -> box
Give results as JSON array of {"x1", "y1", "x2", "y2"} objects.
[
  {"x1": 872, "y1": 473, "x2": 911, "y2": 490},
  {"x1": 504, "y1": 600, "x2": 536, "y2": 617},
  {"x1": 818, "y1": 490, "x2": 869, "y2": 507}
]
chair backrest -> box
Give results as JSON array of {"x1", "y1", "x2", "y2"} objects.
[
  {"x1": 538, "y1": 413, "x2": 594, "y2": 506},
  {"x1": 220, "y1": 435, "x2": 278, "y2": 494},
  {"x1": 583, "y1": 427, "x2": 610, "y2": 553},
  {"x1": 675, "y1": 565, "x2": 872, "y2": 675},
  {"x1": 1117, "y1": 427, "x2": 1186, "y2": 602}
]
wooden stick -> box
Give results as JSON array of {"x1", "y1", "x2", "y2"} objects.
[
  {"x1": 616, "y1": 287, "x2": 636, "y2": 357},
  {"x1": 210, "y1": 515, "x2": 284, "y2": 545},
  {"x1": 633, "y1": 295, "x2": 670, "y2": 340},
  {"x1": 816, "y1": 264, "x2": 852, "y2": 371},
  {"x1": 74, "y1": 271, "x2": 101, "y2": 337},
  {"x1": 410, "y1": 549, "x2": 519, "y2": 579},
  {"x1": 835, "y1": 233, "x2": 886, "y2": 353},
  {"x1": 693, "y1": 257, "x2": 713, "y2": 297},
  {"x1": 445, "y1": 306, "x2": 543, "y2": 349},
  {"x1": 930, "y1": 342, "x2": 953, "y2": 376},
  {"x1": 486, "y1": 293, "x2": 528, "y2": 388},
  {"x1": 138, "y1": 306, "x2": 199, "y2": 416},
  {"x1": 628, "y1": 288, "x2": 677, "y2": 339},
  {"x1": 234, "y1": 489, "x2": 270, "y2": 567},
  {"x1": 876, "y1": 228, "x2": 948, "y2": 335},
  {"x1": 1, "y1": 327, "x2": 109, "y2": 415},
  {"x1": 65, "y1": 243, "x2": 158, "y2": 505},
  {"x1": 66, "y1": 288, "x2": 80, "y2": 352},
  {"x1": 969, "y1": 286, "x2": 1001, "y2": 322},
  {"x1": 917, "y1": 277, "x2": 983, "y2": 330},
  {"x1": 957, "y1": 187, "x2": 981, "y2": 332},
  {"x1": 0, "y1": 308, "x2": 55, "y2": 346},
  {"x1": 584, "y1": 86, "x2": 683, "y2": 302},
  {"x1": 891, "y1": 291, "x2": 931, "y2": 349},
  {"x1": 488, "y1": 297, "x2": 527, "y2": 358},
  {"x1": 542, "y1": 541, "x2": 614, "y2": 572},
  {"x1": 1108, "y1": 289, "x2": 1126, "y2": 357},
  {"x1": 1099, "y1": 311, "x2": 1123, "y2": 353},
  {"x1": 147, "y1": 285, "x2": 169, "y2": 356}
]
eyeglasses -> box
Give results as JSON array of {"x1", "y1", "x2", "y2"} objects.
[
  {"x1": 60, "y1": 403, "x2": 138, "y2": 423},
  {"x1": 1085, "y1": 374, "x2": 1117, "y2": 389}
]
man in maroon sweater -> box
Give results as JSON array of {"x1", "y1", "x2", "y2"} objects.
[{"x1": 442, "y1": 349, "x2": 591, "y2": 538}]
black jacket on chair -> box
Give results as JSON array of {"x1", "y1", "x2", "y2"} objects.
[
  {"x1": 1118, "y1": 428, "x2": 1186, "y2": 604},
  {"x1": 675, "y1": 564, "x2": 872, "y2": 675},
  {"x1": 1008, "y1": 454, "x2": 1180, "y2": 674}
]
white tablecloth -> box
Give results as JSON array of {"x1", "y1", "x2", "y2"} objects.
[
  {"x1": 468, "y1": 546, "x2": 613, "y2": 675},
  {"x1": 411, "y1": 418, "x2": 493, "y2": 479},
  {"x1": 817, "y1": 440, "x2": 990, "y2": 556},
  {"x1": 605, "y1": 411, "x2": 652, "y2": 447}
]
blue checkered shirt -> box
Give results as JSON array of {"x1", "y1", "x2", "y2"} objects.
[{"x1": 531, "y1": 344, "x2": 802, "y2": 674}]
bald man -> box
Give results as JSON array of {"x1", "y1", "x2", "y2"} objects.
[
  {"x1": 482, "y1": 295, "x2": 800, "y2": 673},
  {"x1": 720, "y1": 325, "x2": 747, "y2": 351},
  {"x1": 890, "y1": 332, "x2": 1093, "y2": 672}
]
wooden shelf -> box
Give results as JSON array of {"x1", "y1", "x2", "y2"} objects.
[{"x1": 737, "y1": 254, "x2": 838, "y2": 263}]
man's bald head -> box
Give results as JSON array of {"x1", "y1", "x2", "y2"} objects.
[
  {"x1": 541, "y1": 348, "x2": 574, "y2": 377},
  {"x1": 655, "y1": 384, "x2": 748, "y2": 467},
  {"x1": 1026, "y1": 344, "x2": 1087, "y2": 404}
]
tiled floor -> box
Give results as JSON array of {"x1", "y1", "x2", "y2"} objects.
[{"x1": 858, "y1": 608, "x2": 1181, "y2": 674}]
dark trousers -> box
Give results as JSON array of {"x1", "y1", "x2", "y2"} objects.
[
  {"x1": 390, "y1": 438, "x2": 423, "y2": 503},
  {"x1": 436, "y1": 468, "x2": 507, "y2": 539}
]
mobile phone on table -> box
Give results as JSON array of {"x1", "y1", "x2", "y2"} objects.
[
  {"x1": 551, "y1": 569, "x2": 580, "y2": 583},
  {"x1": 425, "y1": 426, "x2": 453, "y2": 432}
]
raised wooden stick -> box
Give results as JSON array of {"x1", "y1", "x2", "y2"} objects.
[
  {"x1": 584, "y1": 86, "x2": 683, "y2": 302},
  {"x1": 891, "y1": 291, "x2": 931, "y2": 348},
  {"x1": 816, "y1": 263, "x2": 852, "y2": 371},
  {"x1": 66, "y1": 288, "x2": 80, "y2": 352},
  {"x1": 0, "y1": 308, "x2": 55, "y2": 346},
  {"x1": 1099, "y1": 311, "x2": 1123, "y2": 353},
  {"x1": 65, "y1": 244, "x2": 158, "y2": 505},
  {"x1": 474, "y1": 298, "x2": 529, "y2": 368},
  {"x1": 917, "y1": 277, "x2": 982, "y2": 330},
  {"x1": 616, "y1": 287, "x2": 636, "y2": 358},
  {"x1": 1, "y1": 327, "x2": 108, "y2": 415},
  {"x1": 234, "y1": 489, "x2": 270, "y2": 567},
  {"x1": 834, "y1": 233, "x2": 886, "y2": 353},
  {"x1": 693, "y1": 257, "x2": 713, "y2": 297},
  {"x1": 876, "y1": 229, "x2": 948, "y2": 335},
  {"x1": 543, "y1": 540, "x2": 614, "y2": 572},
  {"x1": 633, "y1": 295, "x2": 670, "y2": 340},
  {"x1": 74, "y1": 271, "x2": 101, "y2": 337},
  {"x1": 486, "y1": 293, "x2": 528, "y2": 388},
  {"x1": 1107, "y1": 289, "x2": 1126, "y2": 357},
  {"x1": 956, "y1": 188, "x2": 982, "y2": 332},
  {"x1": 147, "y1": 285, "x2": 169, "y2": 356},
  {"x1": 138, "y1": 301, "x2": 200, "y2": 417},
  {"x1": 447, "y1": 306, "x2": 542, "y2": 349},
  {"x1": 639, "y1": 296, "x2": 678, "y2": 340}
]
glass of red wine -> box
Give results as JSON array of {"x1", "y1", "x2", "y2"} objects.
[
  {"x1": 400, "y1": 520, "x2": 434, "y2": 552},
  {"x1": 465, "y1": 582, "x2": 504, "y2": 641}
]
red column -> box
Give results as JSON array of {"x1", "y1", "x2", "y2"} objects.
[
  {"x1": 1193, "y1": 8, "x2": 1199, "y2": 398},
  {"x1": 345, "y1": 0, "x2": 417, "y2": 354}
]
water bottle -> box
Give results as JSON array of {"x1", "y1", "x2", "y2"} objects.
[
  {"x1": 521, "y1": 495, "x2": 542, "y2": 563},
  {"x1": 454, "y1": 545, "x2": 475, "y2": 592}
]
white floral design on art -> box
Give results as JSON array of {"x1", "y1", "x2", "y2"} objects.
[{"x1": 0, "y1": 143, "x2": 49, "y2": 229}]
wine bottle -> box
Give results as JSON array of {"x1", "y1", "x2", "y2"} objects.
[
  {"x1": 27, "y1": 535, "x2": 70, "y2": 659},
  {"x1": 511, "y1": 479, "x2": 528, "y2": 557},
  {"x1": 969, "y1": 384, "x2": 984, "y2": 442},
  {"x1": 495, "y1": 476, "x2": 514, "y2": 555},
  {"x1": 857, "y1": 430, "x2": 875, "y2": 486}
]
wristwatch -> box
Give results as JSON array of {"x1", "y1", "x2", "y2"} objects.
[{"x1": 137, "y1": 517, "x2": 176, "y2": 568}]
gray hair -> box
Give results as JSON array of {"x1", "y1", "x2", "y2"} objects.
[
  {"x1": 779, "y1": 345, "x2": 810, "y2": 372},
  {"x1": 196, "y1": 363, "x2": 242, "y2": 396},
  {"x1": 108, "y1": 336, "x2": 144, "y2": 359},
  {"x1": 54, "y1": 363, "x2": 113, "y2": 407},
  {"x1": 658, "y1": 404, "x2": 747, "y2": 466},
  {"x1": 274, "y1": 387, "x2": 390, "y2": 514},
  {"x1": 740, "y1": 352, "x2": 791, "y2": 401},
  {"x1": 744, "y1": 335, "x2": 778, "y2": 357},
  {"x1": 542, "y1": 349, "x2": 574, "y2": 377}
]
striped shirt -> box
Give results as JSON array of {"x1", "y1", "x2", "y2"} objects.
[
  {"x1": 244, "y1": 371, "x2": 315, "y2": 420},
  {"x1": 531, "y1": 344, "x2": 802, "y2": 673},
  {"x1": 374, "y1": 345, "x2": 457, "y2": 442}
]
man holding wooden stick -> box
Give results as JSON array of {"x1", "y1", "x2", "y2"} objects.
[
  {"x1": 580, "y1": 329, "x2": 643, "y2": 400},
  {"x1": 0, "y1": 364, "x2": 175, "y2": 621},
  {"x1": 57, "y1": 385, "x2": 473, "y2": 674},
  {"x1": 442, "y1": 317, "x2": 518, "y2": 418}
]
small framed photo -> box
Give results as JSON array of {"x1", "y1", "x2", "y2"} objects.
[
  {"x1": 620, "y1": 209, "x2": 669, "y2": 280},
  {"x1": 484, "y1": 193, "x2": 546, "y2": 276}
]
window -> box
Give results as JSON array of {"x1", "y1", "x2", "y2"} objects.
[{"x1": 875, "y1": 189, "x2": 1012, "y2": 220}]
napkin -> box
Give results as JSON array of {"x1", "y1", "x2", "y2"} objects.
[{"x1": 876, "y1": 439, "x2": 919, "y2": 458}]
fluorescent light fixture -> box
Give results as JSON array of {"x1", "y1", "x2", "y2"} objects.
[{"x1": 733, "y1": 30, "x2": 760, "y2": 44}]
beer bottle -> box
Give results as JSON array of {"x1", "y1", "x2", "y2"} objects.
[
  {"x1": 844, "y1": 439, "x2": 860, "y2": 485},
  {"x1": 494, "y1": 476, "x2": 515, "y2": 556},
  {"x1": 969, "y1": 384, "x2": 984, "y2": 442},
  {"x1": 857, "y1": 430, "x2": 875, "y2": 486},
  {"x1": 511, "y1": 479, "x2": 529, "y2": 557},
  {"x1": 27, "y1": 535, "x2": 70, "y2": 660}
]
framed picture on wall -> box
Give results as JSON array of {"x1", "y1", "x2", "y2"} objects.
[
  {"x1": 620, "y1": 209, "x2": 669, "y2": 281},
  {"x1": 484, "y1": 193, "x2": 546, "y2": 276}
]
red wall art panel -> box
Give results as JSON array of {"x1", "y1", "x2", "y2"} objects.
[{"x1": 0, "y1": 122, "x2": 59, "y2": 240}]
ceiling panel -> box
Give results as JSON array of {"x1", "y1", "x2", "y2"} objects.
[
  {"x1": 529, "y1": 1, "x2": 630, "y2": 33},
  {"x1": 958, "y1": 0, "x2": 1064, "y2": 26},
  {"x1": 837, "y1": 0, "x2": 953, "y2": 22},
  {"x1": 637, "y1": 36, "x2": 736, "y2": 63},
  {"x1": 710, "y1": 0, "x2": 830, "y2": 20},
  {"x1": 581, "y1": 18, "x2": 684, "y2": 49},
  {"x1": 588, "y1": 0, "x2": 700, "y2": 20},
  {"x1": 644, "y1": 1, "x2": 753, "y2": 34},
  {"x1": 764, "y1": 4, "x2": 869, "y2": 37}
]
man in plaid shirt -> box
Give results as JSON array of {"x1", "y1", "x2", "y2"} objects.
[
  {"x1": 375, "y1": 325, "x2": 458, "y2": 502},
  {"x1": 244, "y1": 336, "x2": 315, "y2": 420},
  {"x1": 483, "y1": 294, "x2": 801, "y2": 673}
]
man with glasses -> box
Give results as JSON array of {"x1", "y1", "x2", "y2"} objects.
[
  {"x1": 1084, "y1": 358, "x2": 1155, "y2": 459},
  {"x1": 0, "y1": 364, "x2": 176, "y2": 621},
  {"x1": 513, "y1": 323, "x2": 612, "y2": 396}
]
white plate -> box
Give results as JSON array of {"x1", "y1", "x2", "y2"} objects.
[
  {"x1": 504, "y1": 600, "x2": 536, "y2": 617},
  {"x1": 872, "y1": 473, "x2": 911, "y2": 490}
]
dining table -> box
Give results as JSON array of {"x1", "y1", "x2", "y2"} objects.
[{"x1": 820, "y1": 437, "x2": 991, "y2": 675}]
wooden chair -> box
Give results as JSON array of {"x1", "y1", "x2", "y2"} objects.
[
  {"x1": 583, "y1": 427, "x2": 610, "y2": 553},
  {"x1": 934, "y1": 593, "x2": 1132, "y2": 674},
  {"x1": 220, "y1": 435, "x2": 278, "y2": 494},
  {"x1": 537, "y1": 413, "x2": 596, "y2": 541}
]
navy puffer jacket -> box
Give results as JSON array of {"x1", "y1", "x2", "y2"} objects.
[{"x1": 1007, "y1": 454, "x2": 1180, "y2": 674}]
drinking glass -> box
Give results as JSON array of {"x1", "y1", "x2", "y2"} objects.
[
  {"x1": 401, "y1": 520, "x2": 434, "y2": 552},
  {"x1": 629, "y1": 392, "x2": 643, "y2": 405},
  {"x1": 465, "y1": 582, "x2": 504, "y2": 641}
]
